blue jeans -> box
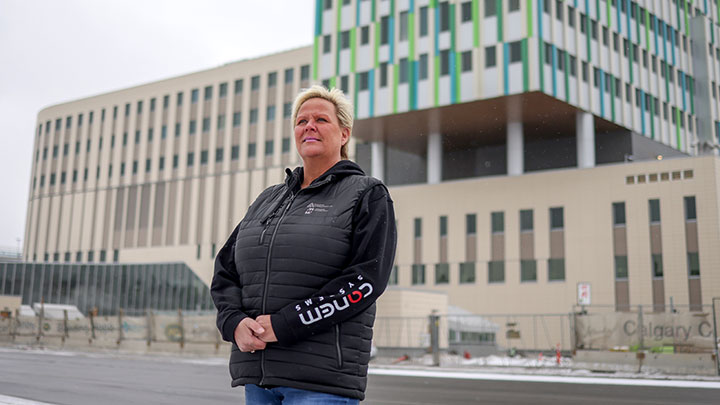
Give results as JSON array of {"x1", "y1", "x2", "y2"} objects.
[{"x1": 244, "y1": 384, "x2": 359, "y2": 405}]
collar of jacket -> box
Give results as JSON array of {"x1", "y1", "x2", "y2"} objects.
[{"x1": 284, "y1": 160, "x2": 366, "y2": 191}]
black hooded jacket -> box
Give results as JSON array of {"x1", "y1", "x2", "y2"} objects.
[{"x1": 211, "y1": 160, "x2": 397, "y2": 400}]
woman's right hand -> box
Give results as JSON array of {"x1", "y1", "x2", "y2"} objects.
[{"x1": 234, "y1": 317, "x2": 268, "y2": 353}]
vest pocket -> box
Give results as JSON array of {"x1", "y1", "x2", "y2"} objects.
[{"x1": 334, "y1": 324, "x2": 343, "y2": 369}]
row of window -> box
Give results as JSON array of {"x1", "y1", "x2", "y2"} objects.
[
  {"x1": 389, "y1": 258, "x2": 566, "y2": 286},
  {"x1": 33, "y1": 139, "x2": 293, "y2": 189},
  {"x1": 412, "y1": 208, "x2": 564, "y2": 239},
  {"x1": 611, "y1": 196, "x2": 697, "y2": 226}
]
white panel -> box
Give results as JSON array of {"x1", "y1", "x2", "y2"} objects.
[
  {"x1": 341, "y1": 5, "x2": 353, "y2": 30},
  {"x1": 418, "y1": 81, "x2": 431, "y2": 109},
  {"x1": 460, "y1": 72, "x2": 474, "y2": 102},
  {"x1": 377, "y1": 88, "x2": 390, "y2": 116},
  {"x1": 340, "y1": 49, "x2": 351, "y2": 75},
  {"x1": 543, "y1": 15, "x2": 551, "y2": 39},
  {"x1": 591, "y1": 88, "x2": 600, "y2": 115},
  {"x1": 379, "y1": 45, "x2": 390, "y2": 62},
  {"x1": 556, "y1": 72, "x2": 565, "y2": 100},
  {"x1": 543, "y1": 64, "x2": 552, "y2": 95},
  {"x1": 483, "y1": 17, "x2": 497, "y2": 45},
  {"x1": 507, "y1": 13, "x2": 523, "y2": 42},
  {"x1": 358, "y1": 45, "x2": 373, "y2": 71},
  {"x1": 396, "y1": 41, "x2": 409, "y2": 59},
  {"x1": 398, "y1": 0, "x2": 409, "y2": 12},
  {"x1": 320, "y1": 54, "x2": 334, "y2": 78},
  {"x1": 553, "y1": 20, "x2": 563, "y2": 46},
  {"x1": 508, "y1": 63, "x2": 523, "y2": 94},
  {"x1": 322, "y1": 10, "x2": 334, "y2": 34},
  {"x1": 438, "y1": 76, "x2": 451, "y2": 105},
  {"x1": 569, "y1": 79, "x2": 577, "y2": 105},
  {"x1": 459, "y1": 22, "x2": 473, "y2": 51},
  {"x1": 567, "y1": 27, "x2": 576, "y2": 54},
  {"x1": 398, "y1": 83, "x2": 409, "y2": 112},
  {"x1": 357, "y1": 91, "x2": 370, "y2": 119},
  {"x1": 483, "y1": 68, "x2": 499, "y2": 98},
  {"x1": 578, "y1": 37, "x2": 586, "y2": 61},
  {"x1": 360, "y1": 1, "x2": 372, "y2": 25},
  {"x1": 439, "y1": 31, "x2": 450, "y2": 50},
  {"x1": 417, "y1": 36, "x2": 431, "y2": 53}
]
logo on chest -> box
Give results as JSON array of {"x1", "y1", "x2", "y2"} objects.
[{"x1": 304, "y1": 202, "x2": 333, "y2": 215}]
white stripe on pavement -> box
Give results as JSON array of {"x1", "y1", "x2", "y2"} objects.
[
  {"x1": 0, "y1": 395, "x2": 56, "y2": 405},
  {"x1": 368, "y1": 368, "x2": 720, "y2": 389}
]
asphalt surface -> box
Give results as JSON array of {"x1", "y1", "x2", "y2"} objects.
[{"x1": 0, "y1": 349, "x2": 718, "y2": 404}]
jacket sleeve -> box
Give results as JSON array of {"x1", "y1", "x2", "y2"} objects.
[
  {"x1": 270, "y1": 183, "x2": 397, "y2": 344},
  {"x1": 210, "y1": 224, "x2": 247, "y2": 343}
]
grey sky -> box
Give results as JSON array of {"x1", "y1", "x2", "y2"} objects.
[{"x1": 0, "y1": 0, "x2": 314, "y2": 250}]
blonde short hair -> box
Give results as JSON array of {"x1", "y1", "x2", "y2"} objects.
[{"x1": 291, "y1": 85, "x2": 353, "y2": 159}]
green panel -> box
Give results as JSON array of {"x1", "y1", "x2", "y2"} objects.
[
  {"x1": 684, "y1": 0, "x2": 689, "y2": 36},
  {"x1": 522, "y1": 39, "x2": 529, "y2": 91},
  {"x1": 374, "y1": 22, "x2": 380, "y2": 68},
  {"x1": 606, "y1": 0, "x2": 611, "y2": 28},
  {"x1": 393, "y1": 64, "x2": 399, "y2": 113},
  {"x1": 595, "y1": 0, "x2": 600, "y2": 19},
  {"x1": 330, "y1": 76, "x2": 337, "y2": 89},
  {"x1": 313, "y1": 36, "x2": 319, "y2": 80},
  {"x1": 690, "y1": 77, "x2": 695, "y2": 115},
  {"x1": 645, "y1": 10, "x2": 650, "y2": 50},
  {"x1": 351, "y1": 28, "x2": 357, "y2": 73},
  {"x1": 526, "y1": 0, "x2": 533, "y2": 37},
  {"x1": 434, "y1": 55, "x2": 440, "y2": 106},
  {"x1": 496, "y1": 0, "x2": 503, "y2": 42},
  {"x1": 473, "y1": 0, "x2": 480, "y2": 47}
]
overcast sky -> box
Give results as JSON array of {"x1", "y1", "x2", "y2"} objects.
[{"x1": 0, "y1": 0, "x2": 314, "y2": 250}]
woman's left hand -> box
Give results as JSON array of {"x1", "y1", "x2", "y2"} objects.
[{"x1": 255, "y1": 315, "x2": 278, "y2": 342}]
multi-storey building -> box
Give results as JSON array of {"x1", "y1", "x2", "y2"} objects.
[{"x1": 8, "y1": 1, "x2": 720, "y2": 317}]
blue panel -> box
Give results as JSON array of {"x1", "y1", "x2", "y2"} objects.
[
  {"x1": 552, "y1": 45, "x2": 557, "y2": 97},
  {"x1": 670, "y1": 25, "x2": 676, "y2": 66},
  {"x1": 389, "y1": 16, "x2": 395, "y2": 63},
  {"x1": 411, "y1": 60, "x2": 418, "y2": 110},
  {"x1": 356, "y1": 0, "x2": 361, "y2": 26},
  {"x1": 680, "y1": 71, "x2": 686, "y2": 111},
  {"x1": 504, "y1": 43, "x2": 510, "y2": 95},
  {"x1": 315, "y1": 0, "x2": 322, "y2": 36},
  {"x1": 434, "y1": 2, "x2": 440, "y2": 55},
  {"x1": 616, "y1": 0, "x2": 622, "y2": 34}
]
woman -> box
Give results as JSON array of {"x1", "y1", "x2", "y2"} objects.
[{"x1": 211, "y1": 85, "x2": 397, "y2": 404}]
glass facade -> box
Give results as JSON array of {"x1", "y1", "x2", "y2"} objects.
[{"x1": 0, "y1": 261, "x2": 212, "y2": 316}]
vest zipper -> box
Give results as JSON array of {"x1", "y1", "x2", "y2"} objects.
[
  {"x1": 258, "y1": 174, "x2": 333, "y2": 385},
  {"x1": 259, "y1": 191, "x2": 295, "y2": 385}
]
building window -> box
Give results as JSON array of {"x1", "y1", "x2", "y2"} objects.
[
  {"x1": 191, "y1": 88, "x2": 198, "y2": 103},
  {"x1": 548, "y1": 258, "x2": 565, "y2": 281},
  {"x1": 459, "y1": 262, "x2": 475, "y2": 284},
  {"x1": 399, "y1": 11, "x2": 409, "y2": 41},
  {"x1": 358, "y1": 72, "x2": 369, "y2": 91},
  {"x1": 132, "y1": 160, "x2": 138, "y2": 174},
  {"x1": 520, "y1": 260, "x2": 537, "y2": 282},
  {"x1": 440, "y1": 49, "x2": 450, "y2": 76},
  {"x1": 648, "y1": 199, "x2": 661, "y2": 223},
  {"x1": 399, "y1": 58, "x2": 409, "y2": 84},
  {"x1": 300, "y1": 65, "x2": 310, "y2": 81},
  {"x1": 217, "y1": 114, "x2": 226, "y2": 130},
  {"x1": 284, "y1": 68, "x2": 294, "y2": 84},
  {"x1": 412, "y1": 264, "x2": 426, "y2": 285},
  {"x1": 414, "y1": 217, "x2": 422, "y2": 238},
  {"x1": 485, "y1": 46, "x2": 496, "y2": 68},
  {"x1": 419, "y1": 6, "x2": 428, "y2": 37},
  {"x1": 159, "y1": 156, "x2": 165, "y2": 170},
  {"x1": 488, "y1": 261, "x2": 504, "y2": 283},
  {"x1": 248, "y1": 143, "x2": 256, "y2": 158},
  {"x1": 187, "y1": 152, "x2": 194, "y2": 167},
  {"x1": 684, "y1": 196, "x2": 696, "y2": 221},
  {"x1": 612, "y1": 202, "x2": 626, "y2": 225},
  {"x1": 550, "y1": 207, "x2": 564, "y2": 229},
  {"x1": 466, "y1": 214, "x2": 476, "y2": 235},
  {"x1": 615, "y1": 256, "x2": 628, "y2": 279},
  {"x1": 161, "y1": 125, "x2": 167, "y2": 139},
  {"x1": 265, "y1": 140, "x2": 274, "y2": 156},
  {"x1": 379, "y1": 62, "x2": 388, "y2": 87},
  {"x1": 491, "y1": 211, "x2": 504, "y2": 233},
  {"x1": 509, "y1": 41, "x2": 522, "y2": 63},
  {"x1": 200, "y1": 150, "x2": 208, "y2": 164},
  {"x1": 651, "y1": 254, "x2": 663, "y2": 278},
  {"x1": 509, "y1": 0, "x2": 520, "y2": 12},
  {"x1": 202, "y1": 117, "x2": 210, "y2": 132},
  {"x1": 268, "y1": 72, "x2": 277, "y2": 88},
  {"x1": 204, "y1": 85, "x2": 212, "y2": 101},
  {"x1": 520, "y1": 209, "x2": 533, "y2": 232},
  {"x1": 219, "y1": 82, "x2": 227, "y2": 97},
  {"x1": 687, "y1": 252, "x2": 700, "y2": 277},
  {"x1": 231, "y1": 145, "x2": 240, "y2": 160},
  {"x1": 189, "y1": 120, "x2": 197, "y2": 135},
  {"x1": 249, "y1": 108, "x2": 258, "y2": 124},
  {"x1": 484, "y1": 0, "x2": 496, "y2": 17},
  {"x1": 283, "y1": 102, "x2": 292, "y2": 118},
  {"x1": 360, "y1": 25, "x2": 370, "y2": 45},
  {"x1": 435, "y1": 263, "x2": 449, "y2": 284},
  {"x1": 439, "y1": 1, "x2": 450, "y2": 32},
  {"x1": 380, "y1": 16, "x2": 390, "y2": 44},
  {"x1": 173, "y1": 154, "x2": 179, "y2": 169},
  {"x1": 439, "y1": 216, "x2": 447, "y2": 237},
  {"x1": 282, "y1": 138, "x2": 291, "y2": 153},
  {"x1": 388, "y1": 265, "x2": 398, "y2": 285},
  {"x1": 267, "y1": 105, "x2": 276, "y2": 121},
  {"x1": 233, "y1": 112, "x2": 241, "y2": 127},
  {"x1": 234, "y1": 79, "x2": 243, "y2": 94},
  {"x1": 251, "y1": 75, "x2": 260, "y2": 91},
  {"x1": 461, "y1": 51, "x2": 472, "y2": 72},
  {"x1": 215, "y1": 148, "x2": 224, "y2": 162},
  {"x1": 461, "y1": 1, "x2": 472, "y2": 22},
  {"x1": 340, "y1": 75, "x2": 349, "y2": 93},
  {"x1": 419, "y1": 53, "x2": 429, "y2": 80}
]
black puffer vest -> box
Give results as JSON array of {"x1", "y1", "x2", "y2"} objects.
[{"x1": 229, "y1": 162, "x2": 383, "y2": 400}]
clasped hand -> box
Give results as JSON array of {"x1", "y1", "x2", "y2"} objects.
[{"x1": 233, "y1": 315, "x2": 277, "y2": 353}]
